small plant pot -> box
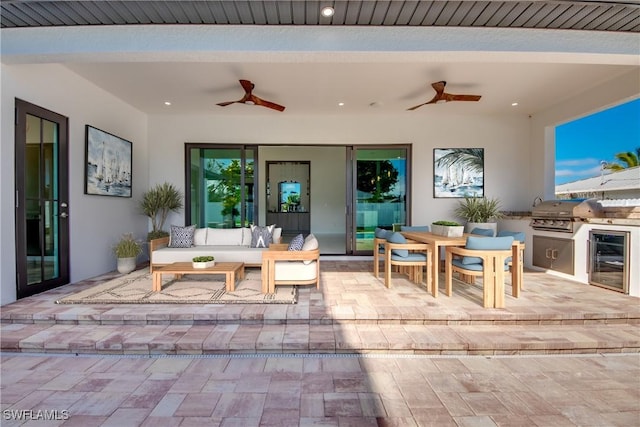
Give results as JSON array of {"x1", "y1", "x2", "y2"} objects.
[
  {"x1": 117, "y1": 257, "x2": 137, "y2": 274},
  {"x1": 192, "y1": 260, "x2": 215, "y2": 269},
  {"x1": 431, "y1": 224, "x2": 464, "y2": 237}
]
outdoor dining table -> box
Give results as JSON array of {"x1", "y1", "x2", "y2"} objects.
[{"x1": 400, "y1": 231, "x2": 524, "y2": 299}]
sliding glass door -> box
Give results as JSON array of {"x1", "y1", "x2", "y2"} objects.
[
  {"x1": 349, "y1": 146, "x2": 410, "y2": 254},
  {"x1": 185, "y1": 145, "x2": 257, "y2": 228}
]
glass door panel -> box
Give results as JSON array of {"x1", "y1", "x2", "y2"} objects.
[
  {"x1": 352, "y1": 147, "x2": 409, "y2": 253},
  {"x1": 16, "y1": 99, "x2": 69, "y2": 299},
  {"x1": 187, "y1": 145, "x2": 257, "y2": 228}
]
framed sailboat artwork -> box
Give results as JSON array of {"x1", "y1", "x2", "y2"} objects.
[
  {"x1": 84, "y1": 125, "x2": 132, "y2": 197},
  {"x1": 433, "y1": 148, "x2": 484, "y2": 198}
]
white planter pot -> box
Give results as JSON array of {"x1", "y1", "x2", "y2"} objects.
[
  {"x1": 117, "y1": 257, "x2": 136, "y2": 274},
  {"x1": 465, "y1": 222, "x2": 497, "y2": 236},
  {"x1": 192, "y1": 260, "x2": 215, "y2": 269},
  {"x1": 431, "y1": 224, "x2": 464, "y2": 237}
]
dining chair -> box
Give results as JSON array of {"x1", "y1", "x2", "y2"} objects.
[
  {"x1": 469, "y1": 227, "x2": 494, "y2": 236},
  {"x1": 497, "y1": 230, "x2": 526, "y2": 294},
  {"x1": 400, "y1": 225, "x2": 430, "y2": 232},
  {"x1": 444, "y1": 235, "x2": 515, "y2": 308},
  {"x1": 373, "y1": 227, "x2": 391, "y2": 278},
  {"x1": 384, "y1": 232, "x2": 432, "y2": 291}
]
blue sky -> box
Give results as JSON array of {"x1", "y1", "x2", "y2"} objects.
[{"x1": 555, "y1": 98, "x2": 640, "y2": 186}]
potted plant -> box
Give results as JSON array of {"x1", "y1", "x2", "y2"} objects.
[
  {"x1": 113, "y1": 233, "x2": 142, "y2": 274},
  {"x1": 192, "y1": 255, "x2": 215, "y2": 268},
  {"x1": 140, "y1": 182, "x2": 184, "y2": 240},
  {"x1": 453, "y1": 196, "x2": 504, "y2": 236},
  {"x1": 431, "y1": 220, "x2": 464, "y2": 237}
]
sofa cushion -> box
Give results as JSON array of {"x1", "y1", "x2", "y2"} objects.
[
  {"x1": 288, "y1": 233, "x2": 305, "y2": 251},
  {"x1": 271, "y1": 227, "x2": 282, "y2": 244},
  {"x1": 168, "y1": 225, "x2": 195, "y2": 248},
  {"x1": 193, "y1": 228, "x2": 207, "y2": 246},
  {"x1": 206, "y1": 228, "x2": 245, "y2": 246},
  {"x1": 250, "y1": 224, "x2": 275, "y2": 248},
  {"x1": 274, "y1": 260, "x2": 318, "y2": 281},
  {"x1": 152, "y1": 245, "x2": 267, "y2": 265}
]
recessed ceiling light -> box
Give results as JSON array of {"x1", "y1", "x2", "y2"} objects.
[
  {"x1": 321, "y1": 6, "x2": 335, "y2": 17},
  {"x1": 511, "y1": 102, "x2": 519, "y2": 106},
  {"x1": 164, "y1": 101, "x2": 172, "y2": 106},
  {"x1": 338, "y1": 102, "x2": 345, "y2": 107}
]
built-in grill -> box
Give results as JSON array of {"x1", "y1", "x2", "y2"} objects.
[{"x1": 530, "y1": 199, "x2": 602, "y2": 233}]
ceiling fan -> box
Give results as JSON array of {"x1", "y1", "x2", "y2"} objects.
[
  {"x1": 216, "y1": 79, "x2": 285, "y2": 112},
  {"x1": 407, "y1": 81, "x2": 481, "y2": 111}
]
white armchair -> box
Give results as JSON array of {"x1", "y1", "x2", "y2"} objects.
[{"x1": 261, "y1": 235, "x2": 320, "y2": 294}]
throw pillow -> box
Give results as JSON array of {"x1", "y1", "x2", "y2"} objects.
[
  {"x1": 288, "y1": 233, "x2": 305, "y2": 251},
  {"x1": 301, "y1": 234, "x2": 319, "y2": 265},
  {"x1": 168, "y1": 224, "x2": 196, "y2": 248},
  {"x1": 386, "y1": 232, "x2": 409, "y2": 257},
  {"x1": 250, "y1": 224, "x2": 275, "y2": 248}
]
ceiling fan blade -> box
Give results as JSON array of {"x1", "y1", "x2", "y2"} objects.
[
  {"x1": 431, "y1": 81, "x2": 446, "y2": 95},
  {"x1": 253, "y1": 95, "x2": 286, "y2": 112},
  {"x1": 239, "y1": 79, "x2": 254, "y2": 93},
  {"x1": 216, "y1": 101, "x2": 238, "y2": 107},
  {"x1": 407, "y1": 94, "x2": 440, "y2": 110},
  {"x1": 447, "y1": 94, "x2": 481, "y2": 102}
]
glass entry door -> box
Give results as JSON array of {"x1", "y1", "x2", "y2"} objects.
[
  {"x1": 349, "y1": 146, "x2": 410, "y2": 254},
  {"x1": 14, "y1": 99, "x2": 70, "y2": 299}
]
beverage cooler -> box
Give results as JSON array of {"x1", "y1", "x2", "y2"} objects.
[{"x1": 588, "y1": 230, "x2": 630, "y2": 293}]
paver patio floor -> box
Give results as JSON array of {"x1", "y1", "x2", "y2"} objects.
[{"x1": 1, "y1": 261, "x2": 639, "y2": 425}]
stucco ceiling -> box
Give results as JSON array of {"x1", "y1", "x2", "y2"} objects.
[{"x1": 63, "y1": 59, "x2": 637, "y2": 116}]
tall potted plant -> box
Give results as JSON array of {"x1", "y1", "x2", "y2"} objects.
[
  {"x1": 140, "y1": 182, "x2": 184, "y2": 240},
  {"x1": 454, "y1": 196, "x2": 504, "y2": 236}
]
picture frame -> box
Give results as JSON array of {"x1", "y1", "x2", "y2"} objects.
[
  {"x1": 433, "y1": 148, "x2": 484, "y2": 198},
  {"x1": 84, "y1": 125, "x2": 132, "y2": 197}
]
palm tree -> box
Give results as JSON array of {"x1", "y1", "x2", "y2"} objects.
[
  {"x1": 604, "y1": 147, "x2": 640, "y2": 171},
  {"x1": 435, "y1": 148, "x2": 484, "y2": 173}
]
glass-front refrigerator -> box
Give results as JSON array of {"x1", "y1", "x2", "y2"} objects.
[{"x1": 589, "y1": 230, "x2": 629, "y2": 293}]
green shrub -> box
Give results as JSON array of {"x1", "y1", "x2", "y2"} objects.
[{"x1": 113, "y1": 233, "x2": 142, "y2": 258}]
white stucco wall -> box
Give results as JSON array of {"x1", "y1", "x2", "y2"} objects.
[
  {"x1": 147, "y1": 113, "x2": 531, "y2": 232},
  {"x1": 0, "y1": 64, "x2": 149, "y2": 304}
]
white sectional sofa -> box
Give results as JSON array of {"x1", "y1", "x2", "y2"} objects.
[{"x1": 150, "y1": 226, "x2": 283, "y2": 272}]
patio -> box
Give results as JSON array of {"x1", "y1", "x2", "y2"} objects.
[
  {"x1": 2, "y1": 261, "x2": 639, "y2": 426},
  {"x1": 2, "y1": 261, "x2": 639, "y2": 356}
]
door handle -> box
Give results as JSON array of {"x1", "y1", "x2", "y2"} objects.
[
  {"x1": 60, "y1": 212, "x2": 68, "y2": 218},
  {"x1": 545, "y1": 248, "x2": 552, "y2": 259},
  {"x1": 551, "y1": 249, "x2": 558, "y2": 260}
]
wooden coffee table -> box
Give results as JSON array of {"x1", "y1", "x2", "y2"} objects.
[{"x1": 152, "y1": 262, "x2": 245, "y2": 292}]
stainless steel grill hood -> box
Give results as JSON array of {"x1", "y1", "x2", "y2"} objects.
[{"x1": 530, "y1": 199, "x2": 602, "y2": 232}]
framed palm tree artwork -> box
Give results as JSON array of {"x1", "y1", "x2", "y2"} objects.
[{"x1": 433, "y1": 148, "x2": 484, "y2": 198}]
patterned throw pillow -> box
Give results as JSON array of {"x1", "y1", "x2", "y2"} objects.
[
  {"x1": 250, "y1": 224, "x2": 274, "y2": 248},
  {"x1": 288, "y1": 233, "x2": 305, "y2": 251},
  {"x1": 168, "y1": 225, "x2": 196, "y2": 248}
]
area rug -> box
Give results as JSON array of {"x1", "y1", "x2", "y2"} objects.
[{"x1": 56, "y1": 268, "x2": 297, "y2": 304}]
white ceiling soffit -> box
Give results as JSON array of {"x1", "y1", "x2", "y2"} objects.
[{"x1": 2, "y1": 5, "x2": 639, "y2": 116}]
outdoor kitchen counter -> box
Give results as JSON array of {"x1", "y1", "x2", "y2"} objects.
[
  {"x1": 500, "y1": 211, "x2": 532, "y2": 219},
  {"x1": 584, "y1": 217, "x2": 640, "y2": 226}
]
